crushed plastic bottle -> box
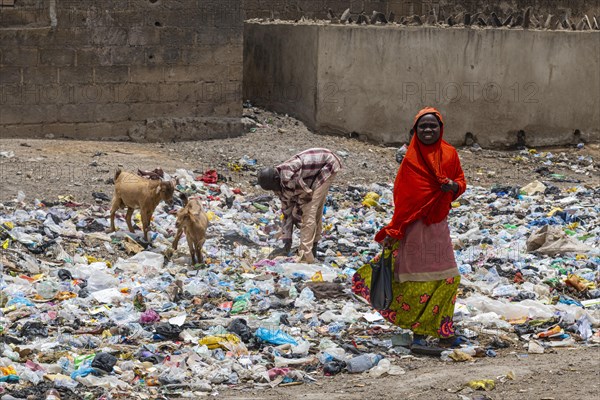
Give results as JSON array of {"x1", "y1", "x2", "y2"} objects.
[
  {"x1": 45, "y1": 389, "x2": 61, "y2": 400},
  {"x1": 345, "y1": 354, "x2": 383, "y2": 373}
]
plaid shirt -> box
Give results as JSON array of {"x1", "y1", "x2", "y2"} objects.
[{"x1": 276, "y1": 148, "x2": 342, "y2": 240}]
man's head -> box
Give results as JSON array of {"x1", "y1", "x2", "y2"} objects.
[{"x1": 258, "y1": 167, "x2": 281, "y2": 191}]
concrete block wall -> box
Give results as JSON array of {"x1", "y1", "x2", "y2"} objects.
[
  {"x1": 244, "y1": 22, "x2": 600, "y2": 148},
  {"x1": 243, "y1": 24, "x2": 318, "y2": 127},
  {"x1": 0, "y1": 0, "x2": 244, "y2": 141}
]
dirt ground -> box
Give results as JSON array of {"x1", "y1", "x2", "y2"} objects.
[
  {"x1": 1, "y1": 109, "x2": 599, "y2": 399},
  {"x1": 220, "y1": 347, "x2": 600, "y2": 400},
  {"x1": 0, "y1": 108, "x2": 598, "y2": 204}
]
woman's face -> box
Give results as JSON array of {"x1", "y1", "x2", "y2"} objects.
[{"x1": 415, "y1": 114, "x2": 441, "y2": 145}]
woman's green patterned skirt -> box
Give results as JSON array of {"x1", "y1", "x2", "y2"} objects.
[{"x1": 352, "y1": 248, "x2": 460, "y2": 338}]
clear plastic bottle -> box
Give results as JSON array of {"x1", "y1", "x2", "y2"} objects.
[
  {"x1": 345, "y1": 354, "x2": 383, "y2": 373},
  {"x1": 440, "y1": 350, "x2": 453, "y2": 362},
  {"x1": 288, "y1": 285, "x2": 298, "y2": 299},
  {"x1": 45, "y1": 389, "x2": 61, "y2": 400},
  {"x1": 54, "y1": 377, "x2": 79, "y2": 390},
  {"x1": 368, "y1": 358, "x2": 391, "y2": 377}
]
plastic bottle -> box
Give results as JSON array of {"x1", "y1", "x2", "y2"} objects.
[
  {"x1": 18, "y1": 368, "x2": 41, "y2": 384},
  {"x1": 327, "y1": 322, "x2": 346, "y2": 335},
  {"x1": 220, "y1": 184, "x2": 234, "y2": 198},
  {"x1": 345, "y1": 354, "x2": 383, "y2": 373},
  {"x1": 440, "y1": 350, "x2": 453, "y2": 362},
  {"x1": 458, "y1": 264, "x2": 473, "y2": 275},
  {"x1": 57, "y1": 357, "x2": 72, "y2": 374},
  {"x1": 492, "y1": 284, "x2": 518, "y2": 298},
  {"x1": 54, "y1": 377, "x2": 79, "y2": 390},
  {"x1": 368, "y1": 358, "x2": 391, "y2": 377},
  {"x1": 45, "y1": 389, "x2": 61, "y2": 400},
  {"x1": 288, "y1": 285, "x2": 298, "y2": 299}
]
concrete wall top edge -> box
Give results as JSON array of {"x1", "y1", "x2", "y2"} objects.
[{"x1": 244, "y1": 21, "x2": 600, "y2": 35}]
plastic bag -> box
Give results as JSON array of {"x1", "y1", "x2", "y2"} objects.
[
  {"x1": 294, "y1": 288, "x2": 315, "y2": 308},
  {"x1": 255, "y1": 328, "x2": 298, "y2": 346},
  {"x1": 86, "y1": 270, "x2": 118, "y2": 293},
  {"x1": 520, "y1": 180, "x2": 546, "y2": 195},
  {"x1": 362, "y1": 192, "x2": 381, "y2": 208},
  {"x1": 291, "y1": 340, "x2": 311, "y2": 356},
  {"x1": 155, "y1": 322, "x2": 183, "y2": 340},
  {"x1": 198, "y1": 334, "x2": 241, "y2": 350},
  {"x1": 21, "y1": 321, "x2": 49, "y2": 339},
  {"x1": 370, "y1": 251, "x2": 393, "y2": 310},
  {"x1": 91, "y1": 352, "x2": 117, "y2": 373},
  {"x1": 323, "y1": 360, "x2": 345, "y2": 376},
  {"x1": 228, "y1": 319, "x2": 253, "y2": 343},
  {"x1": 467, "y1": 379, "x2": 495, "y2": 391},
  {"x1": 114, "y1": 251, "x2": 164, "y2": 277},
  {"x1": 140, "y1": 309, "x2": 161, "y2": 325}
]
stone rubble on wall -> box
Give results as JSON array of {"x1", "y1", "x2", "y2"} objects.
[{"x1": 250, "y1": 5, "x2": 599, "y2": 31}]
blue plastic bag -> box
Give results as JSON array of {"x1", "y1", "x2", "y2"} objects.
[
  {"x1": 70, "y1": 367, "x2": 95, "y2": 380},
  {"x1": 255, "y1": 328, "x2": 298, "y2": 345}
]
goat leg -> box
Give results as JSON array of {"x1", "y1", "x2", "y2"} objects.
[
  {"x1": 187, "y1": 235, "x2": 197, "y2": 265},
  {"x1": 173, "y1": 228, "x2": 183, "y2": 250},
  {"x1": 141, "y1": 211, "x2": 151, "y2": 242},
  {"x1": 198, "y1": 240, "x2": 205, "y2": 264},
  {"x1": 109, "y1": 201, "x2": 120, "y2": 232},
  {"x1": 125, "y1": 208, "x2": 136, "y2": 232}
]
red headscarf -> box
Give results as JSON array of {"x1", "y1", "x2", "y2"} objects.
[{"x1": 374, "y1": 107, "x2": 466, "y2": 242}]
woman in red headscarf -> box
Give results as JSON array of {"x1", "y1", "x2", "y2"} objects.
[{"x1": 352, "y1": 107, "x2": 466, "y2": 348}]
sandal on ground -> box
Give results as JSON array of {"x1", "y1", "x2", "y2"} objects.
[
  {"x1": 438, "y1": 336, "x2": 464, "y2": 348},
  {"x1": 409, "y1": 335, "x2": 444, "y2": 356},
  {"x1": 410, "y1": 343, "x2": 445, "y2": 357}
]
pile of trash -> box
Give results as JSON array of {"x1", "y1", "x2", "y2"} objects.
[{"x1": 0, "y1": 156, "x2": 598, "y2": 398}]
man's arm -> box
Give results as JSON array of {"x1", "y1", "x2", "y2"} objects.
[{"x1": 279, "y1": 198, "x2": 295, "y2": 251}]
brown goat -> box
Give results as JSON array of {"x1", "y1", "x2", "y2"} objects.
[
  {"x1": 172, "y1": 194, "x2": 209, "y2": 265},
  {"x1": 110, "y1": 169, "x2": 175, "y2": 241}
]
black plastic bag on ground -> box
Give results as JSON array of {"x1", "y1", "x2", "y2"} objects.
[
  {"x1": 228, "y1": 318, "x2": 253, "y2": 342},
  {"x1": 21, "y1": 321, "x2": 48, "y2": 339},
  {"x1": 91, "y1": 352, "x2": 117, "y2": 373},
  {"x1": 323, "y1": 360, "x2": 346, "y2": 376},
  {"x1": 58, "y1": 269, "x2": 73, "y2": 281},
  {"x1": 155, "y1": 322, "x2": 183, "y2": 340},
  {"x1": 370, "y1": 251, "x2": 393, "y2": 310}
]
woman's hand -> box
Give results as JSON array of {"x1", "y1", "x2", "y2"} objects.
[{"x1": 441, "y1": 179, "x2": 459, "y2": 193}]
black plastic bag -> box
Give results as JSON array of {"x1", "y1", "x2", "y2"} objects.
[
  {"x1": 155, "y1": 322, "x2": 182, "y2": 340},
  {"x1": 370, "y1": 251, "x2": 393, "y2": 310},
  {"x1": 91, "y1": 352, "x2": 117, "y2": 372},
  {"x1": 323, "y1": 360, "x2": 346, "y2": 376},
  {"x1": 58, "y1": 269, "x2": 73, "y2": 281},
  {"x1": 279, "y1": 314, "x2": 290, "y2": 326},
  {"x1": 21, "y1": 322, "x2": 48, "y2": 339},
  {"x1": 227, "y1": 319, "x2": 253, "y2": 343}
]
